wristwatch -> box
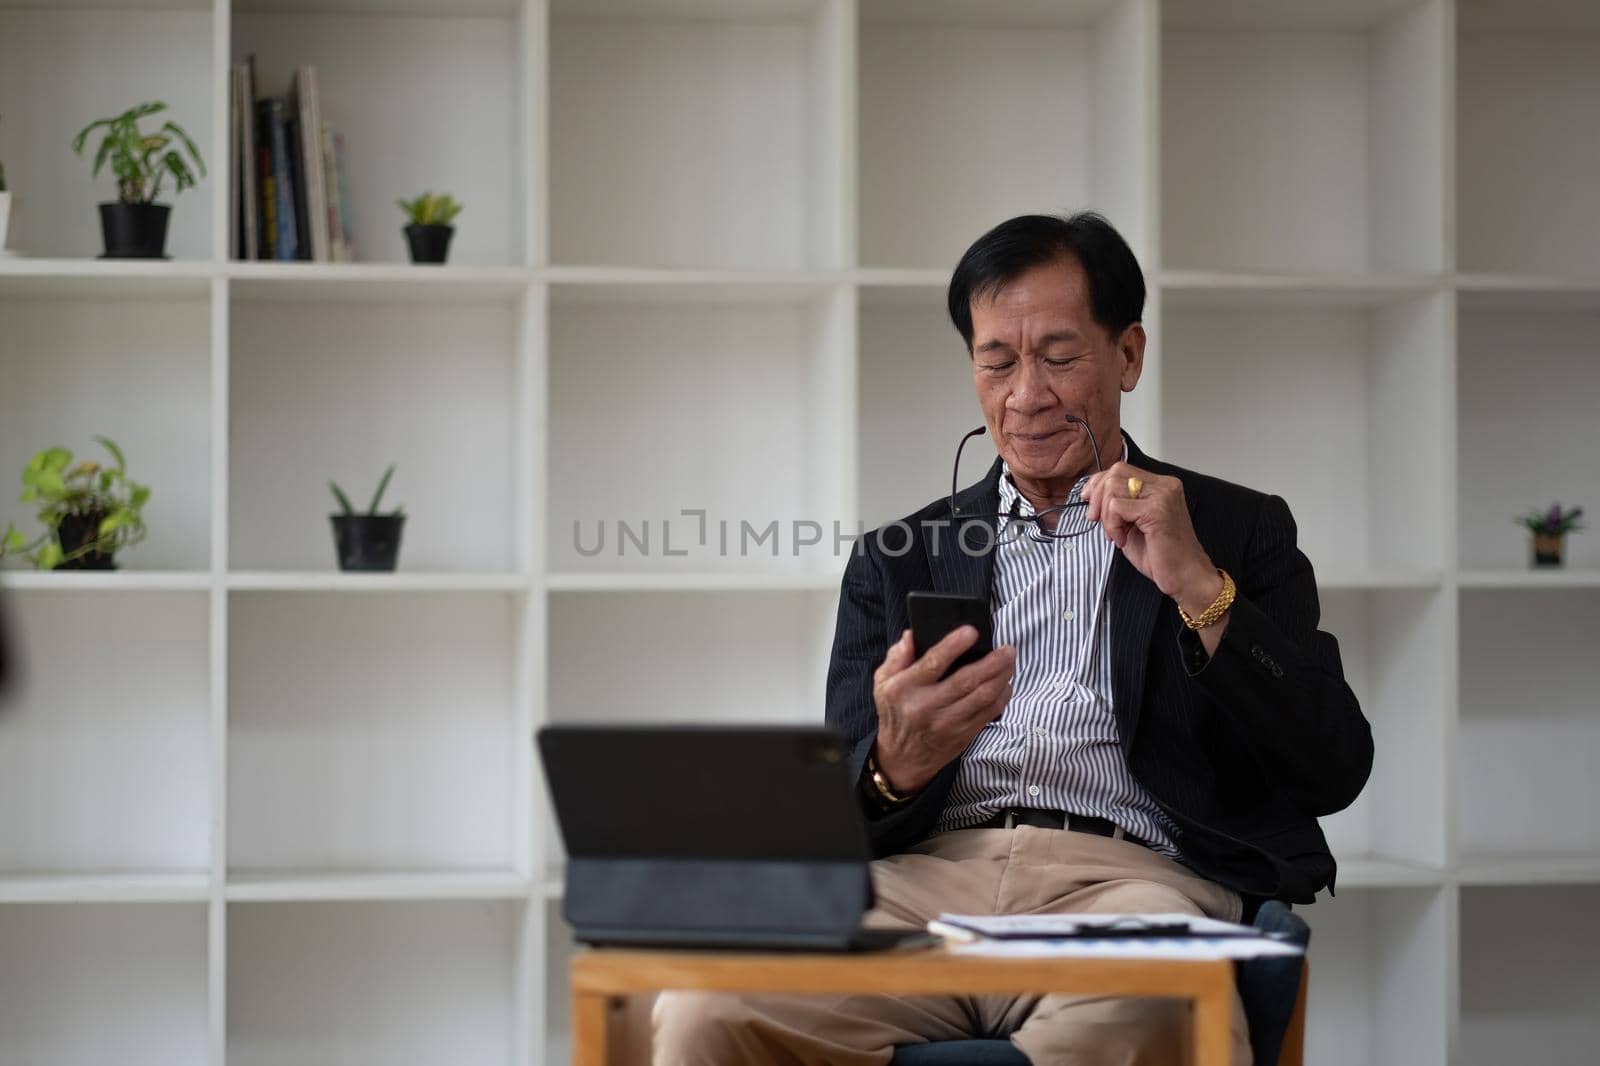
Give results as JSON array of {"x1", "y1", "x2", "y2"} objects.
[{"x1": 861, "y1": 749, "x2": 913, "y2": 814}]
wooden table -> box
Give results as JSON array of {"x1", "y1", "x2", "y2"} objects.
[{"x1": 569, "y1": 945, "x2": 1241, "y2": 1066}]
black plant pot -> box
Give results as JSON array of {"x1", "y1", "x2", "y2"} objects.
[
  {"x1": 404, "y1": 223, "x2": 454, "y2": 264},
  {"x1": 99, "y1": 202, "x2": 171, "y2": 259},
  {"x1": 56, "y1": 511, "x2": 116, "y2": 571},
  {"x1": 331, "y1": 514, "x2": 405, "y2": 572},
  {"x1": 1533, "y1": 533, "x2": 1564, "y2": 568}
]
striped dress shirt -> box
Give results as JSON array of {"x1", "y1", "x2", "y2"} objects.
[{"x1": 936, "y1": 451, "x2": 1182, "y2": 857}]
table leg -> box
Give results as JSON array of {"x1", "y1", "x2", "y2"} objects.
[
  {"x1": 1192, "y1": 985, "x2": 1234, "y2": 1066},
  {"x1": 572, "y1": 990, "x2": 612, "y2": 1066}
]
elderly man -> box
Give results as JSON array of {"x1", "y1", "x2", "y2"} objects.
[{"x1": 653, "y1": 213, "x2": 1372, "y2": 1065}]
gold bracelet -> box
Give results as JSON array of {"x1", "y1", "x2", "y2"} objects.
[
  {"x1": 1178, "y1": 568, "x2": 1236, "y2": 631},
  {"x1": 866, "y1": 751, "x2": 912, "y2": 806}
]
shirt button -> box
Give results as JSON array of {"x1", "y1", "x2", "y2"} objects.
[
  {"x1": 1054, "y1": 680, "x2": 1069, "y2": 692},
  {"x1": 1027, "y1": 784, "x2": 1041, "y2": 798},
  {"x1": 1062, "y1": 609, "x2": 1075, "y2": 622},
  {"x1": 1032, "y1": 726, "x2": 1048, "y2": 738}
]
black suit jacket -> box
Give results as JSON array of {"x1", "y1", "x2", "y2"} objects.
[{"x1": 825, "y1": 435, "x2": 1373, "y2": 904}]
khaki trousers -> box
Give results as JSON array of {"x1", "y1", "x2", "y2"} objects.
[{"x1": 652, "y1": 826, "x2": 1252, "y2": 1066}]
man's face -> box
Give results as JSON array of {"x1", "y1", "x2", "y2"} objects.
[{"x1": 967, "y1": 256, "x2": 1144, "y2": 497}]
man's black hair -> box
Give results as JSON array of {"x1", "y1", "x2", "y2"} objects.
[{"x1": 946, "y1": 212, "x2": 1146, "y2": 350}]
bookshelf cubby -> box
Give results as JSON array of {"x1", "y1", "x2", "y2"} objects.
[
  {"x1": 226, "y1": 901, "x2": 523, "y2": 1066},
  {"x1": 0, "y1": 287, "x2": 214, "y2": 571},
  {"x1": 226, "y1": 591, "x2": 521, "y2": 876},
  {"x1": 228, "y1": 296, "x2": 521, "y2": 573},
  {"x1": 0, "y1": 4, "x2": 217, "y2": 260},
  {"x1": 233, "y1": 7, "x2": 527, "y2": 266},
  {"x1": 0, "y1": 591, "x2": 211, "y2": 879},
  {"x1": 1160, "y1": 291, "x2": 1450, "y2": 582},
  {"x1": 1161, "y1": 0, "x2": 1446, "y2": 275},
  {"x1": 0, "y1": 903, "x2": 210, "y2": 1066},
  {"x1": 1461, "y1": 885, "x2": 1600, "y2": 1066},
  {"x1": 2, "y1": 1, "x2": 1598, "y2": 1064},
  {"x1": 549, "y1": 1, "x2": 845, "y2": 270}
]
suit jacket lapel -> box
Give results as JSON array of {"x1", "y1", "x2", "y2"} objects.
[
  {"x1": 1109, "y1": 548, "x2": 1163, "y2": 755},
  {"x1": 929, "y1": 457, "x2": 1003, "y2": 598},
  {"x1": 1109, "y1": 433, "x2": 1177, "y2": 755}
]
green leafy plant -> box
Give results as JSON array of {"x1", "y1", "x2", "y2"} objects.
[
  {"x1": 330, "y1": 464, "x2": 404, "y2": 517},
  {"x1": 71, "y1": 101, "x2": 206, "y2": 204},
  {"x1": 1517, "y1": 502, "x2": 1585, "y2": 537},
  {"x1": 1, "y1": 437, "x2": 151, "y2": 571},
  {"x1": 397, "y1": 192, "x2": 463, "y2": 227}
]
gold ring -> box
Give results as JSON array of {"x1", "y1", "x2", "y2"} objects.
[{"x1": 1127, "y1": 476, "x2": 1144, "y2": 499}]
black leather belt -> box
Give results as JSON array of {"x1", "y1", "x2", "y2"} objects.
[{"x1": 974, "y1": 807, "x2": 1145, "y2": 847}]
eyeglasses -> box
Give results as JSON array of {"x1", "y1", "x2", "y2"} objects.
[{"x1": 949, "y1": 415, "x2": 1105, "y2": 541}]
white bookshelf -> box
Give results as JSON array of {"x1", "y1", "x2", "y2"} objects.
[{"x1": 2, "y1": 1, "x2": 1597, "y2": 1065}]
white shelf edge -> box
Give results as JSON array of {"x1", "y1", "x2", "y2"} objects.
[
  {"x1": 544, "y1": 266, "x2": 846, "y2": 286},
  {"x1": 851, "y1": 267, "x2": 950, "y2": 288},
  {"x1": 1336, "y1": 856, "x2": 1447, "y2": 888},
  {"x1": 1454, "y1": 272, "x2": 1600, "y2": 293},
  {"x1": 1161, "y1": 269, "x2": 1445, "y2": 292},
  {"x1": 225, "y1": 870, "x2": 533, "y2": 902},
  {"x1": 227, "y1": 260, "x2": 534, "y2": 287},
  {"x1": 0, "y1": 872, "x2": 211, "y2": 904},
  {"x1": 0, "y1": 257, "x2": 217, "y2": 281},
  {"x1": 0, "y1": 260, "x2": 848, "y2": 290},
  {"x1": 1159, "y1": 271, "x2": 1447, "y2": 308},
  {"x1": 9, "y1": 264, "x2": 1592, "y2": 299},
  {"x1": 1317, "y1": 569, "x2": 1443, "y2": 591},
  {"x1": 226, "y1": 571, "x2": 530, "y2": 592},
  {"x1": 543, "y1": 571, "x2": 841, "y2": 591},
  {"x1": 14, "y1": 263, "x2": 1582, "y2": 302},
  {"x1": 1458, "y1": 854, "x2": 1600, "y2": 886},
  {"x1": 1457, "y1": 569, "x2": 1600, "y2": 589},
  {"x1": 0, "y1": 571, "x2": 212, "y2": 591},
  {"x1": 0, "y1": 258, "x2": 531, "y2": 287}
]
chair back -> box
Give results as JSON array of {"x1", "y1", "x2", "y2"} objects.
[{"x1": 1238, "y1": 900, "x2": 1311, "y2": 1066}]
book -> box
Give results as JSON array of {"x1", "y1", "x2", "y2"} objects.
[
  {"x1": 288, "y1": 65, "x2": 331, "y2": 261},
  {"x1": 320, "y1": 121, "x2": 348, "y2": 262},
  {"x1": 333, "y1": 130, "x2": 354, "y2": 260},
  {"x1": 228, "y1": 66, "x2": 239, "y2": 260},
  {"x1": 240, "y1": 57, "x2": 260, "y2": 259},
  {"x1": 257, "y1": 97, "x2": 297, "y2": 261},
  {"x1": 285, "y1": 114, "x2": 311, "y2": 260}
]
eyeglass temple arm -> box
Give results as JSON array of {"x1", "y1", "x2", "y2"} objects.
[{"x1": 951, "y1": 427, "x2": 988, "y2": 516}]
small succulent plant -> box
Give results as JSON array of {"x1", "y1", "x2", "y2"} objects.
[
  {"x1": 397, "y1": 192, "x2": 463, "y2": 227},
  {"x1": 1517, "y1": 502, "x2": 1584, "y2": 537},
  {"x1": 330, "y1": 463, "x2": 403, "y2": 517}
]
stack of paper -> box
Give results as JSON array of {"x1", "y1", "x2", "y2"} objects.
[{"x1": 927, "y1": 913, "x2": 1305, "y2": 960}]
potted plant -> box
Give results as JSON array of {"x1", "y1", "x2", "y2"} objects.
[
  {"x1": 0, "y1": 437, "x2": 150, "y2": 571},
  {"x1": 398, "y1": 192, "x2": 462, "y2": 264},
  {"x1": 329, "y1": 464, "x2": 405, "y2": 571},
  {"x1": 1518, "y1": 502, "x2": 1584, "y2": 568},
  {"x1": 0, "y1": 112, "x2": 11, "y2": 255},
  {"x1": 72, "y1": 101, "x2": 206, "y2": 259}
]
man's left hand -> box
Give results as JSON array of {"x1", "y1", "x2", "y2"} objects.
[{"x1": 1082, "y1": 462, "x2": 1224, "y2": 624}]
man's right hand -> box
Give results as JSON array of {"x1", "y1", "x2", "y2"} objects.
[{"x1": 871, "y1": 626, "x2": 1016, "y2": 795}]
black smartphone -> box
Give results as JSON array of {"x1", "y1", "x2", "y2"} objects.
[{"x1": 906, "y1": 591, "x2": 993, "y2": 679}]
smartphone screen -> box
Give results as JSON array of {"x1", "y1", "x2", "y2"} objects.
[{"x1": 906, "y1": 591, "x2": 993, "y2": 680}]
